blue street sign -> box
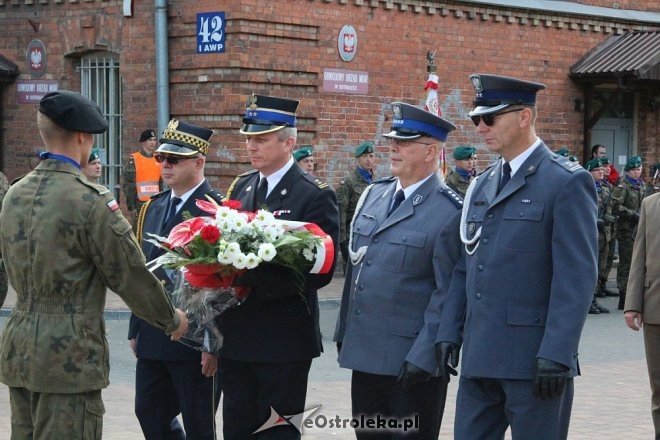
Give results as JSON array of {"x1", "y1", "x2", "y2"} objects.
[{"x1": 197, "y1": 12, "x2": 225, "y2": 54}]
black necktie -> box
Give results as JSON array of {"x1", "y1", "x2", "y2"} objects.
[
  {"x1": 388, "y1": 189, "x2": 405, "y2": 216},
  {"x1": 256, "y1": 177, "x2": 268, "y2": 208},
  {"x1": 163, "y1": 196, "x2": 181, "y2": 228},
  {"x1": 498, "y1": 162, "x2": 512, "y2": 194}
]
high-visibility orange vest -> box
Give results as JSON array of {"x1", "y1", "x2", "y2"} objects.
[{"x1": 132, "y1": 151, "x2": 161, "y2": 202}]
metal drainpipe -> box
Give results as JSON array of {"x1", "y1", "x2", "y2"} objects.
[{"x1": 155, "y1": 0, "x2": 170, "y2": 135}]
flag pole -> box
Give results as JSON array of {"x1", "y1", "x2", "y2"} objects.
[{"x1": 424, "y1": 50, "x2": 447, "y2": 179}]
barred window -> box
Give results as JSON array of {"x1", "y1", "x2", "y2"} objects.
[{"x1": 79, "y1": 53, "x2": 123, "y2": 199}]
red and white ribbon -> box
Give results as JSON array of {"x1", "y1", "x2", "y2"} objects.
[{"x1": 278, "y1": 220, "x2": 335, "y2": 274}]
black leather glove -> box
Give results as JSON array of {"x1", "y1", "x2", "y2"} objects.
[
  {"x1": 435, "y1": 342, "x2": 459, "y2": 382},
  {"x1": 397, "y1": 361, "x2": 430, "y2": 390},
  {"x1": 336, "y1": 341, "x2": 342, "y2": 354},
  {"x1": 533, "y1": 358, "x2": 569, "y2": 400}
]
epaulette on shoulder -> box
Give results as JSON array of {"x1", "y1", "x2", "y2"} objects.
[
  {"x1": 550, "y1": 155, "x2": 582, "y2": 173},
  {"x1": 206, "y1": 189, "x2": 224, "y2": 202},
  {"x1": 439, "y1": 185, "x2": 464, "y2": 208},
  {"x1": 301, "y1": 172, "x2": 330, "y2": 190},
  {"x1": 238, "y1": 169, "x2": 259, "y2": 178},
  {"x1": 76, "y1": 176, "x2": 110, "y2": 196},
  {"x1": 372, "y1": 176, "x2": 397, "y2": 184},
  {"x1": 150, "y1": 189, "x2": 169, "y2": 200}
]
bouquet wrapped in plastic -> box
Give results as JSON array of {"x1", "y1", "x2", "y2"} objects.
[{"x1": 146, "y1": 197, "x2": 334, "y2": 352}]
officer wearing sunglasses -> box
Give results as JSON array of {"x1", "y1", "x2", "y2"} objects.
[
  {"x1": 436, "y1": 74, "x2": 598, "y2": 440},
  {"x1": 129, "y1": 118, "x2": 223, "y2": 439}
]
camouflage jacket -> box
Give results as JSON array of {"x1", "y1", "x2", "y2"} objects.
[
  {"x1": 0, "y1": 159, "x2": 179, "y2": 393},
  {"x1": 445, "y1": 168, "x2": 472, "y2": 198},
  {"x1": 596, "y1": 182, "x2": 615, "y2": 241},
  {"x1": 0, "y1": 172, "x2": 9, "y2": 306},
  {"x1": 335, "y1": 168, "x2": 372, "y2": 243},
  {"x1": 612, "y1": 178, "x2": 647, "y2": 233},
  {"x1": 121, "y1": 149, "x2": 163, "y2": 212}
]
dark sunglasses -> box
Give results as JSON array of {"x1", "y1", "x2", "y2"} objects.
[
  {"x1": 154, "y1": 154, "x2": 197, "y2": 165},
  {"x1": 470, "y1": 108, "x2": 524, "y2": 127}
]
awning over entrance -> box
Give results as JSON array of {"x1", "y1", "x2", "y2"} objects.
[
  {"x1": 570, "y1": 31, "x2": 660, "y2": 84},
  {"x1": 0, "y1": 54, "x2": 19, "y2": 82}
]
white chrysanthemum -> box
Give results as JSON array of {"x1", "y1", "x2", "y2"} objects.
[
  {"x1": 233, "y1": 213, "x2": 249, "y2": 231},
  {"x1": 303, "y1": 247, "x2": 316, "y2": 262},
  {"x1": 263, "y1": 225, "x2": 285, "y2": 241},
  {"x1": 215, "y1": 206, "x2": 235, "y2": 221},
  {"x1": 257, "y1": 243, "x2": 277, "y2": 262},
  {"x1": 244, "y1": 253, "x2": 261, "y2": 269},
  {"x1": 233, "y1": 253, "x2": 248, "y2": 270},
  {"x1": 225, "y1": 242, "x2": 241, "y2": 255},
  {"x1": 251, "y1": 210, "x2": 276, "y2": 227},
  {"x1": 217, "y1": 249, "x2": 233, "y2": 265}
]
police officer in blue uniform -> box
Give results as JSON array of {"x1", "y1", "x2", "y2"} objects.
[
  {"x1": 128, "y1": 119, "x2": 223, "y2": 439},
  {"x1": 334, "y1": 102, "x2": 464, "y2": 439},
  {"x1": 436, "y1": 74, "x2": 598, "y2": 440},
  {"x1": 218, "y1": 94, "x2": 339, "y2": 439}
]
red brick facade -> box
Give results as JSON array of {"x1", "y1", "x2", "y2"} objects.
[{"x1": 0, "y1": 0, "x2": 657, "y2": 197}]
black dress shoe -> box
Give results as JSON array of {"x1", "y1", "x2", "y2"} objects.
[
  {"x1": 595, "y1": 290, "x2": 607, "y2": 298},
  {"x1": 588, "y1": 303, "x2": 601, "y2": 314},
  {"x1": 594, "y1": 302, "x2": 610, "y2": 314}
]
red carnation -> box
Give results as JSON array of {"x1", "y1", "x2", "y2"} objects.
[
  {"x1": 199, "y1": 224, "x2": 221, "y2": 244},
  {"x1": 222, "y1": 199, "x2": 242, "y2": 210}
]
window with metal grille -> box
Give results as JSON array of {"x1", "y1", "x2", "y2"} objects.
[{"x1": 79, "y1": 53, "x2": 122, "y2": 199}]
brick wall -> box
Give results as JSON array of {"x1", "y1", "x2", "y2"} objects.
[{"x1": 0, "y1": 0, "x2": 657, "y2": 194}]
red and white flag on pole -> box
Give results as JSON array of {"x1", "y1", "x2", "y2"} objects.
[{"x1": 424, "y1": 72, "x2": 441, "y2": 117}]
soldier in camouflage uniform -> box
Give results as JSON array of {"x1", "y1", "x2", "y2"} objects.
[
  {"x1": 445, "y1": 145, "x2": 476, "y2": 197},
  {"x1": 0, "y1": 171, "x2": 9, "y2": 306},
  {"x1": 585, "y1": 159, "x2": 612, "y2": 314},
  {"x1": 335, "y1": 141, "x2": 376, "y2": 273},
  {"x1": 121, "y1": 129, "x2": 162, "y2": 226},
  {"x1": 0, "y1": 91, "x2": 188, "y2": 439},
  {"x1": 596, "y1": 156, "x2": 620, "y2": 298},
  {"x1": 611, "y1": 156, "x2": 647, "y2": 310}
]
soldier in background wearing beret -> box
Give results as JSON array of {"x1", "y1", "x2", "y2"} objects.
[
  {"x1": 445, "y1": 145, "x2": 477, "y2": 198},
  {"x1": 218, "y1": 94, "x2": 339, "y2": 439},
  {"x1": 129, "y1": 119, "x2": 223, "y2": 439},
  {"x1": 293, "y1": 145, "x2": 315, "y2": 175},
  {"x1": 82, "y1": 148, "x2": 102, "y2": 183},
  {"x1": 595, "y1": 156, "x2": 620, "y2": 299},
  {"x1": 585, "y1": 158, "x2": 612, "y2": 314},
  {"x1": 122, "y1": 129, "x2": 163, "y2": 226},
  {"x1": 334, "y1": 102, "x2": 464, "y2": 438},
  {"x1": 335, "y1": 141, "x2": 377, "y2": 274},
  {"x1": 611, "y1": 155, "x2": 647, "y2": 310},
  {"x1": 0, "y1": 90, "x2": 188, "y2": 438},
  {"x1": 436, "y1": 74, "x2": 597, "y2": 440}
]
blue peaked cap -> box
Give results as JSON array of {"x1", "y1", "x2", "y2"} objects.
[
  {"x1": 468, "y1": 74, "x2": 546, "y2": 116},
  {"x1": 240, "y1": 94, "x2": 299, "y2": 135},
  {"x1": 384, "y1": 102, "x2": 456, "y2": 142}
]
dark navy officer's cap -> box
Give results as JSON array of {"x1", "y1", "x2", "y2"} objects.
[
  {"x1": 157, "y1": 119, "x2": 213, "y2": 156},
  {"x1": 39, "y1": 90, "x2": 109, "y2": 134},
  {"x1": 468, "y1": 74, "x2": 546, "y2": 117},
  {"x1": 240, "y1": 94, "x2": 299, "y2": 136},
  {"x1": 384, "y1": 102, "x2": 456, "y2": 142}
]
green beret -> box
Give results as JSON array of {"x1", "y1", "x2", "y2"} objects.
[
  {"x1": 624, "y1": 155, "x2": 642, "y2": 171},
  {"x1": 569, "y1": 156, "x2": 579, "y2": 162},
  {"x1": 453, "y1": 146, "x2": 476, "y2": 160},
  {"x1": 555, "y1": 147, "x2": 570, "y2": 157},
  {"x1": 293, "y1": 146, "x2": 313, "y2": 162},
  {"x1": 585, "y1": 158, "x2": 603, "y2": 171},
  {"x1": 355, "y1": 141, "x2": 375, "y2": 157},
  {"x1": 88, "y1": 149, "x2": 101, "y2": 163},
  {"x1": 600, "y1": 156, "x2": 611, "y2": 165}
]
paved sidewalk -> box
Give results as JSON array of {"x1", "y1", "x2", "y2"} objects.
[{"x1": 0, "y1": 271, "x2": 656, "y2": 439}]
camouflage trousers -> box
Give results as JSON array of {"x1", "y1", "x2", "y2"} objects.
[
  {"x1": 616, "y1": 232, "x2": 635, "y2": 291},
  {"x1": 597, "y1": 231, "x2": 611, "y2": 287},
  {"x1": 9, "y1": 387, "x2": 104, "y2": 439}
]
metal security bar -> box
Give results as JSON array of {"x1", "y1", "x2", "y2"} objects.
[{"x1": 79, "y1": 53, "x2": 123, "y2": 199}]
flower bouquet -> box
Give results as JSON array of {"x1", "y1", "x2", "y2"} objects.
[{"x1": 145, "y1": 197, "x2": 334, "y2": 352}]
